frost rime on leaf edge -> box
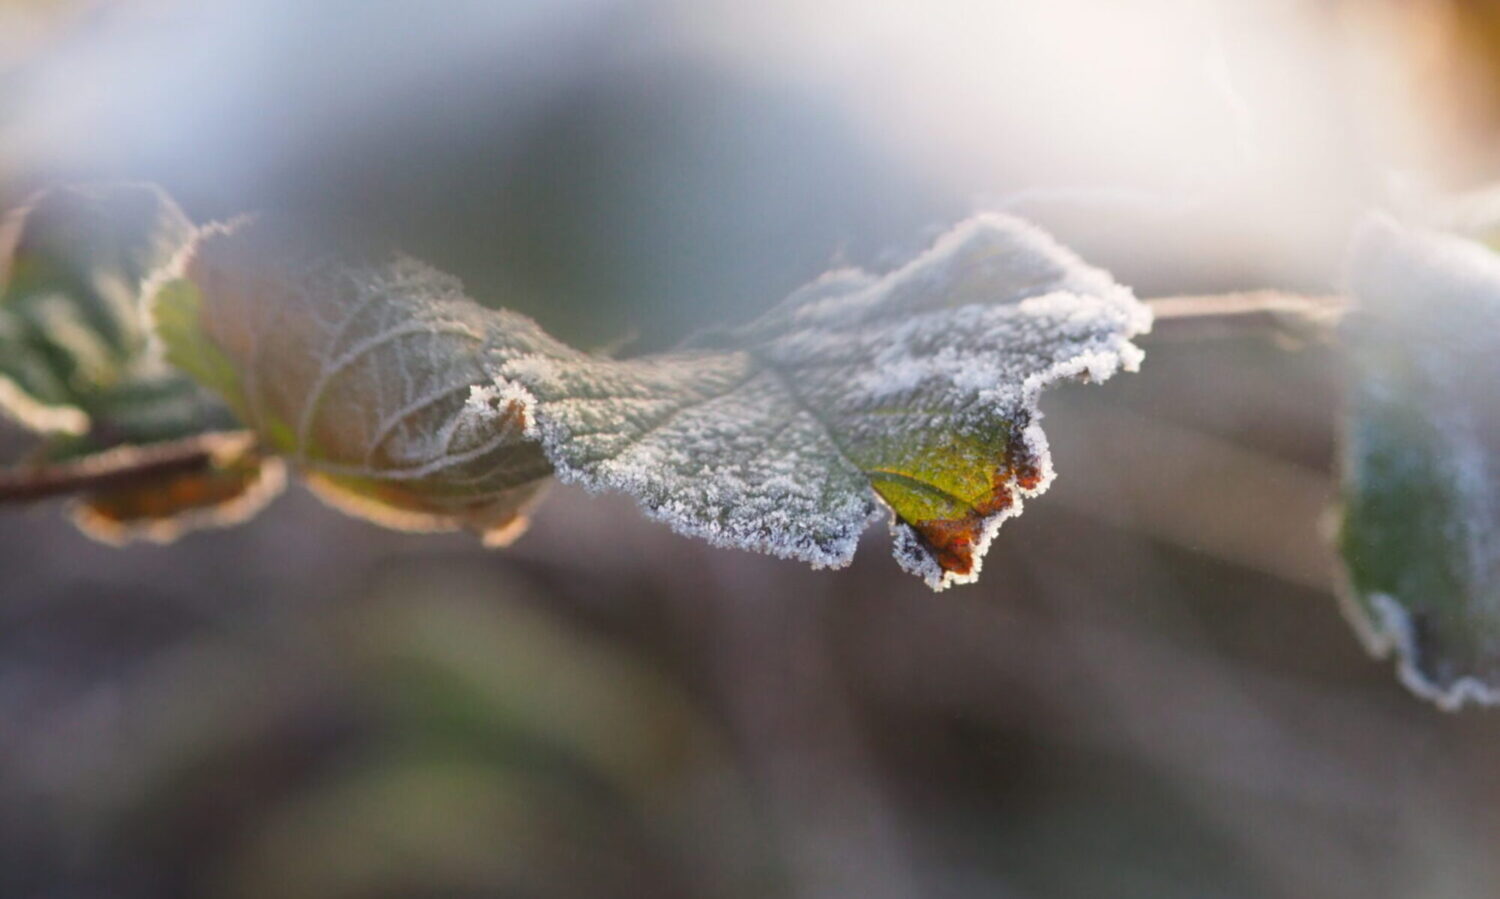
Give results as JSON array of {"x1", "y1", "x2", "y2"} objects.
[{"x1": 890, "y1": 339, "x2": 1146, "y2": 590}]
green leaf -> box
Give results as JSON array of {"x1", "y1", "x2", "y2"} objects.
[
  {"x1": 0, "y1": 185, "x2": 282, "y2": 541},
  {"x1": 1338, "y1": 216, "x2": 1500, "y2": 708},
  {"x1": 0, "y1": 182, "x2": 196, "y2": 435},
  {"x1": 157, "y1": 214, "x2": 1150, "y2": 586}
]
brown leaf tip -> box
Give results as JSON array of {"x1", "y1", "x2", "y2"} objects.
[{"x1": 910, "y1": 449, "x2": 1043, "y2": 578}]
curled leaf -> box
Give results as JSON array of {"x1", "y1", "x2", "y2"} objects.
[
  {"x1": 1339, "y1": 216, "x2": 1500, "y2": 708},
  {"x1": 0, "y1": 431, "x2": 286, "y2": 544},
  {"x1": 157, "y1": 214, "x2": 1149, "y2": 587},
  {"x1": 72, "y1": 432, "x2": 287, "y2": 545},
  {"x1": 154, "y1": 223, "x2": 556, "y2": 544}
]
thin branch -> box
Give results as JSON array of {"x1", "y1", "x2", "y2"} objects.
[
  {"x1": 0, "y1": 431, "x2": 255, "y2": 504},
  {"x1": 0, "y1": 292, "x2": 1340, "y2": 505},
  {"x1": 1145, "y1": 291, "x2": 1347, "y2": 342}
]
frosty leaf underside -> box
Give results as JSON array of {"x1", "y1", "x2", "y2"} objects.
[
  {"x1": 1339, "y1": 217, "x2": 1500, "y2": 707},
  {"x1": 158, "y1": 213, "x2": 1149, "y2": 588}
]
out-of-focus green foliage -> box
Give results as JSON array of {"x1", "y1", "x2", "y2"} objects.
[
  {"x1": 0, "y1": 184, "x2": 279, "y2": 541},
  {"x1": 0, "y1": 182, "x2": 200, "y2": 440},
  {"x1": 1339, "y1": 216, "x2": 1500, "y2": 708},
  {"x1": 89, "y1": 570, "x2": 773, "y2": 899}
]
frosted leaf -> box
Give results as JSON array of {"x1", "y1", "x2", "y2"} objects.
[
  {"x1": 158, "y1": 213, "x2": 1150, "y2": 586},
  {"x1": 504, "y1": 215, "x2": 1151, "y2": 588},
  {"x1": 1338, "y1": 216, "x2": 1500, "y2": 708}
]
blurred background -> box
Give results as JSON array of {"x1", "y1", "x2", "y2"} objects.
[{"x1": 6, "y1": 1, "x2": 1500, "y2": 896}]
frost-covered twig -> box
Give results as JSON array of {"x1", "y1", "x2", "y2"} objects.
[
  {"x1": 1146, "y1": 291, "x2": 1346, "y2": 342},
  {"x1": 0, "y1": 431, "x2": 253, "y2": 503}
]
